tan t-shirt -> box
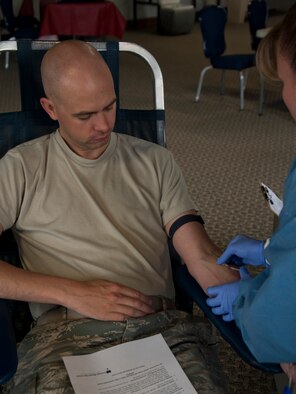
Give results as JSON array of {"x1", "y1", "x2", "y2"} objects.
[{"x1": 0, "y1": 131, "x2": 197, "y2": 319}]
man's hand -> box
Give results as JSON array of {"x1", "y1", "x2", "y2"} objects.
[
  {"x1": 0, "y1": 257, "x2": 156, "y2": 322},
  {"x1": 217, "y1": 235, "x2": 266, "y2": 267},
  {"x1": 64, "y1": 279, "x2": 155, "y2": 321},
  {"x1": 206, "y1": 267, "x2": 252, "y2": 321}
]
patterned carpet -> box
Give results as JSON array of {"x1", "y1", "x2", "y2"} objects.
[{"x1": 0, "y1": 11, "x2": 294, "y2": 393}]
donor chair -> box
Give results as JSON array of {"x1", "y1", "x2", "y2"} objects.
[
  {"x1": 195, "y1": 5, "x2": 255, "y2": 111},
  {"x1": 0, "y1": 39, "x2": 281, "y2": 389}
]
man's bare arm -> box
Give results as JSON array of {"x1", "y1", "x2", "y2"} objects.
[
  {"x1": 165, "y1": 211, "x2": 240, "y2": 292},
  {"x1": 0, "y1": 225, "x2": 154, "y2": 321}
]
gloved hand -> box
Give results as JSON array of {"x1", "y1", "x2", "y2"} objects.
[
  {"x1": 217, "y1": 235, "x2": 266, "y2": 267},
  {"x1": 206, "y1": 267, "x2": 252, "y2": 321}
]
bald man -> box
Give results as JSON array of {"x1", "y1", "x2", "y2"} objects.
[{"x1": 0, "y1": 41, "x2": 236, "y2": 393}]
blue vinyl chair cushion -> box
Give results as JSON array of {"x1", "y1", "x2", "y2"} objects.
[
  {"x1": 211, "y1": 54, "x2": 255, "y2": 71},
  {"x1": 175, "y1": 264, "x2": 282, "y2": 373}
]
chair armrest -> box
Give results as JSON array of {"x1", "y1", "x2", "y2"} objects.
[
  {"x1": 175, "y1": 265, "x2": 282, "y2": 374},
  {"x1": 0, "y1": 299, "x2": 18, "y2": 385}
]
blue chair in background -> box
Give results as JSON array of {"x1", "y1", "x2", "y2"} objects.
[
  {"x1": 194, "y1": 5, "x2": 255, "y2": 111},
  {"x1": 248, "y1": 0, "x2": 268, "y2": 52}
]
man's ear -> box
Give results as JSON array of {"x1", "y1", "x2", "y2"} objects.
[{"x1": 40, "y1": 97, "x2": 58, "y2": 120}]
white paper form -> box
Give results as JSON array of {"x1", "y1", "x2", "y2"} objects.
[{"x1": 63, "y1": 333, "x2": 197, "y2": 394}]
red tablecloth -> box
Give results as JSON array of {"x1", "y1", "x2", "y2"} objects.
[
  {"x1": 39, "y1": 1, "x2": 126, "y2": 39},
  {"x1": 18, "y1": 0, "x2": 34, "y2": 17}
]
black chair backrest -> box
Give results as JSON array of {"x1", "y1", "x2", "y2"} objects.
[
  {"x1": 248, "y1": 0, "x2": 268, "y2": 51},
  {"x1": 15, "y1": 40, "x2": 165, "y2": 147},
  {"x1": 199, "y1": 6, "x2": 227, "y2": 59},
  {"x1": 16, "y1": 40, "x2": 120, "y2": 112},
  {"x1": 0, "y1": 110, "x2": 58, "y2": 159}
]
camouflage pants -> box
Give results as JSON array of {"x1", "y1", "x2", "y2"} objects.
[{"x1": 5, "y1": 310, "x2": 229, "y2": 393}]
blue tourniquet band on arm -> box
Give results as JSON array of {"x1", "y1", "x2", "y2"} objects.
[{"x1": 168, "y1": 214, "x2": 205, "y2": 239}]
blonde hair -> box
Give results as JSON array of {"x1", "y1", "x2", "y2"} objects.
[{"x1": 256, "y1": 3, "x2": 296, "y2": 82}]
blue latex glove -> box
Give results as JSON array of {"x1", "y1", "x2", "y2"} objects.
[
  {"x1": 206, "y1": 267, "x2": 252, "y2": 321},
  {"x1": 217, "y1": 235, "x2": 266, "y2": 267}
]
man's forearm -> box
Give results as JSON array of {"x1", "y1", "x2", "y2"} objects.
[
  {"x1": 0, "y1": 259, "x2": 73, "y2": 305},
  {"x1": 170, "y1": 221, "x2": 239, "y2": 292},
  {"x1": 0, "y1": 260, "x2": 155, "y2": 321}
]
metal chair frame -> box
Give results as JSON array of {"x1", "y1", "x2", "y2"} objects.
[{"x1": 0, "y1": 40, "x2": 165, "y2": 111}]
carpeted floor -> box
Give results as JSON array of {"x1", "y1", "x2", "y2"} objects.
[
  {"x1": 0, "y1": 10, "x2": 294, "y2": 393},
  {"x1": 121, "y1": 12, "x2": 294, "y2": 247}
]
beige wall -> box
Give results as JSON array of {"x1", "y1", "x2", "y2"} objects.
[{"x1": 227, "y1": 0, "x2": 249, "y2": 23}]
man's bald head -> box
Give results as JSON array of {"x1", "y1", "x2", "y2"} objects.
[{"x1": 41, "y1": 40, "x2": 114, "y2": 102}]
